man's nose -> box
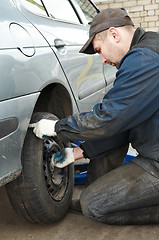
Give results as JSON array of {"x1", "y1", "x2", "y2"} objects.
[{"x1": 100, "y1": 55, "x2": 107, "y2": 64}]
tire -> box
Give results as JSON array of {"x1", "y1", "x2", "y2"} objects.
[{"x1": 6, "y1": 112, "x2": 74, "y2": 224}]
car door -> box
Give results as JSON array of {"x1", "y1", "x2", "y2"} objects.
[
  {"x1": 103, "y1": 64, "x2": 117, "y2": 93},
  {"x1": 0, "y1": 0, "x2": 67, "y2": 183},
  {"x1": 18, "y1": 0, "x2": 107, "y2": 112}
]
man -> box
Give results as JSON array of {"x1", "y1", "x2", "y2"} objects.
[{"x1": 31, "y1": 8, "x2": 159, "y2": 224}]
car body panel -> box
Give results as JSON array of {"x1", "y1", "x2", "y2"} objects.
[
  {"x1": 0, "y1": 0, "x2": 116, "y2": 186},
  {"x1": 16, "y1": 0, "x2": 107, "y2": 112},
  {"x1": 0, "y1": 93, "x2": 39, "y2": 185},
  {"x1": 0, "y1": 1, "x2": 76, "y2": 102},
  {"x1": 0, "y1": 0, "x2": 79, "y2": 185}
]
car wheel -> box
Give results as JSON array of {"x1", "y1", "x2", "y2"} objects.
[{"x1": 6, "y1": 112, "x2": 74, "y2": 224}]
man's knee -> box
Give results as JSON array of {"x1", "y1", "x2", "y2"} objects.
[
  {"x1": 80, "y1": 187, "x2": 95, "y2": 219},
  {"x1": 79, "y1": 185, "x2": 105, "y2": 222},
  {"x1": 79, "y1": 189, "x2": 91, "y2": 217}
]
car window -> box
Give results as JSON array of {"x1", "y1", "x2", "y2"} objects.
[
  {"x1": 42, "y1": 0, "x2": 80, "y2": 23},
  {"x1": 75, "y1": 0, "x2": 98, "y2": 23},
  {"x1": 20, "y1": 0, "x2": 47, "y2": 16}
]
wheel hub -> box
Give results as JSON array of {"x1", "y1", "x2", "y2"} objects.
[{"x1": 43, "y1": 137, "x2": 68, "y2": 201}]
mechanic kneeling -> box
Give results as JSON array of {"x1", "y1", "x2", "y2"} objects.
[{"x1": 30, "y1": 8, "x2": 159, "y2": 225}]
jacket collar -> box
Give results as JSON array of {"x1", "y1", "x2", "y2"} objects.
[{"x1": 130, "y1": 27, "x2": 146, "y2": 50}]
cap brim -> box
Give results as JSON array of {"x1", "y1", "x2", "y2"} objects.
[{"x1": 79, "y1": 35, "x2": 96, "y2": 54}]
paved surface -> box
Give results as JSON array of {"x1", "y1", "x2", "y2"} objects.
[{"x1": 1, "y1": 185, "x2": 159, "y2": 240}]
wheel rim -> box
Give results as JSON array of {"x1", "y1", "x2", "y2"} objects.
[{"x1": 43, "y1": 137, "x2": 69, "y2": 201}]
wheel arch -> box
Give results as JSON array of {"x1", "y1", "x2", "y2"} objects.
[{"x1": 33, "y1": 83, "x2": 73, "y2": 119}]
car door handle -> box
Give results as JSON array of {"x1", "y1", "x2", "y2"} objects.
[{"x1": 54, "y1": 38, "x2": 66, "y2": 48}]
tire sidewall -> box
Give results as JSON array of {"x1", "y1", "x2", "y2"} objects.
[{"x1": 22, "y1": 112, "x2": 74, "y2": 222}]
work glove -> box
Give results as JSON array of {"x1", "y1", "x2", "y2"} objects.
[
  {"x1": 29, "y1": 119, "x2": 57, "y2": 139},
  {"x1": 51, "y1": 148, "x2": 74, "y2": 168}
]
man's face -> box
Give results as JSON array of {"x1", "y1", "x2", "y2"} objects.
[{"x1": 92, "y1": 28, "x2": 124, "y2": 69}]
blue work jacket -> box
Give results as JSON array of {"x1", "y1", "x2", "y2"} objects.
[{"x1": 55, "y1": 28, "x2": 159, "y2": 175}]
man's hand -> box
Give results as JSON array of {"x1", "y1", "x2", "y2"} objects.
[
  {"x1": 51, "y1": 148, "x2": 74, "y2": 168},
  {"x1": 29, "y1": 119, "x2": 57, "y2": 139},
  {"x1": 73, "y1": 146, "x2": 84, "y2": 160}
]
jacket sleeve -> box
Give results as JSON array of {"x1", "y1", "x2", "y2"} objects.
[{"x1": 55, "y1": 48, "x2": 159, "y2": 143}]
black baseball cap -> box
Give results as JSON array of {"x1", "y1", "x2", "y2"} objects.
[{"x1": 80, "y1": 8, "x2": 134, "y2": 54}]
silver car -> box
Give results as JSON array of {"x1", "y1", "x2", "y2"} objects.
[{"x1": 0, "y1": 0, "x2": 116, "y2": 223}]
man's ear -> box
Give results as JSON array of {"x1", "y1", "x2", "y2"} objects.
[{"x1": 108, "y1": 27, "x2": 120, "y2": 43}]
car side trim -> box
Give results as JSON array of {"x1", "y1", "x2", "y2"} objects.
[{"x1": 78, "y1": 78, "x2": 105, "y2": 100}]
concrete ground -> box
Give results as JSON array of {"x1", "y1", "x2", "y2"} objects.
[{"x1": 1, "y1": 185, "x2": 159, "y2": 240}]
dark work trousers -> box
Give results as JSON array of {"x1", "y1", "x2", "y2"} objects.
[{"x1": 80, "y1": 142, "x2": 159, "y2": 225}]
